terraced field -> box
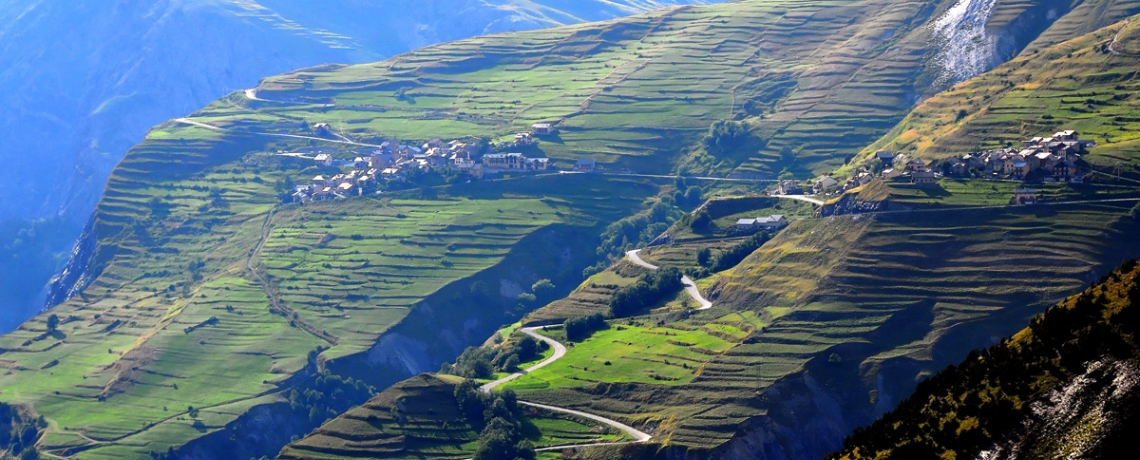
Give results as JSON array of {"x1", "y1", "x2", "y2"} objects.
[
  {"x1": 0, "y1": 118, "x2": 660, "y2": 458},
  {"x1": 8, "y1": 1, "x2": 1140, "y2": 458},
  {"x1": 835, "y1": 178, "x2": 1140, "y2": 212},
  {"x1": 278, "y1": 374, "x2": 627, "y2": 460},
  {"x1": 523, "y1": 262, "x2": 650, "y2": 325},
  {"x1": 182, "y1": 0, "x2": 1140, "y2": 182},
  {"x1": 860, "y1": 15, "x2": 1140, "y2": 175},
  {"x1": 446, "y1": 200, "x2": 1140, "y2": 456}
]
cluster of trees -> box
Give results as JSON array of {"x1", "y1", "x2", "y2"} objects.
[
  {"x1": 565, "y1": 313, "x2": 607, "y2": 342},
  {"x1": 0, "y1": 403, "x2": 44, "y2": 460},
  {"x1": 285, "y1": 370, "x2": 374, "y2": 425},
  {"x1": 610, "y1": 267, "x2": 685, "y2": 317},
  {"x1": 699, "y1": 231, "x2": 773, "y2": 272},
  {"x1": 588, "y1": 196, "x2": 681, "y2": 276},
  {"x1": 453, "y1": 380, "x2": 536, "y2": 460},
  {"x1": 688, "y1": 210, "x2": 713, "y2": 233},
  {"x1": 672, "y1": 177, "x2": 704, "y2": 210},
  {"x1": 829, "y1": 260, "x2": 1140, "y2": 460},
  {"x1": 515, "y1": 279, "x2": 557, "y2": 312},
  {"x1": 702, "y1": 120, "x2": 749, "y2": 155},
  {"x1": 443, "y1": 335, "x2": 550, "y2": 378}
]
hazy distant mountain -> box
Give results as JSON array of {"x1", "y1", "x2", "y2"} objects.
[
  {"x1": 0, "y1": 0, "x2": 715, "y2": 222},
  {"x1": 0, "y1": 0, "x2": 716, "y2": 331}
]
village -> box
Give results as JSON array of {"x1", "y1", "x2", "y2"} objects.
[
  {"x1": 291, "y1": 124, "x2": 1100, "y2": 208},
  {"x1": 773, "y1": 129, "x2": 1097, "y2": 204},
  {"x1": 288, "y1": 123, "x2": 597, "y2": 203}
]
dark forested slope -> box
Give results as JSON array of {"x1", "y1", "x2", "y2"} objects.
[{"x1": 830, "y1": 259, "x2": 1140, "y2": 460}]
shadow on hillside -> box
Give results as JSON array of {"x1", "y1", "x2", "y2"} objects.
[{"x1": 918, "y1": 186, "x2": 951, "y2": 198}]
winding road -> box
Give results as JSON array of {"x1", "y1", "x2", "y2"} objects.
[
  {"x1": 777, "y1": 194, "x2": 824, "y2": 206},
  {"x1": 174, "y1": 117, "x2": 383, "y2": 149},
  {"x1": 245, "y1": 88, "x2": 269, "y2": 102},
  {"x1": 479, "y1": 327, "x2": 653, "y2": 448},
  {"x1": 626, "y1": 249, "x2": 713, "y2": 310},
  {"x1": 479, "y1": 327, "x2": 567, "y2": 393}
]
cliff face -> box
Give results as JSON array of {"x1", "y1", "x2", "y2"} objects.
[
  {"x1": 42, "y1": 216, "x2": 99, "y2": 309},
  {"x1": 979, "y1": 359, "x2": 1140, "y2": 460}
]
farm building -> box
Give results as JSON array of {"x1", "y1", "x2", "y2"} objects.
[
  {"x1": 733, "y1": 215, "x2": 788, "y2": 231},
  {"x1": 531, "y1": 123, "x2": 554, "y2": 135}
]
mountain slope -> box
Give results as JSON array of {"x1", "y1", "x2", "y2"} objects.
[
  {"x1": 0, "y1": 0, "x2": 713, "y2": 223},
  {"x1": 0, "y1": 109, "x2": 660, "y2": 458},
  {"x1": 238, "y1": 0, "x2": 1140, "y2": 180},
  {"x1": 0, "y1": 0, "x2": 717, "y2": 334},
  {"x1": 860, "y1": 15, "x2": 1140, "y2": 174},
  {"x1": 829, "y1": 259, "x2": 1140, "y2": 460},
  {"x1": 4, "y1": 0, "x2": 1140, "y2": 458},
  {"x1": 284, "y1": 196, "x2": 1140, "y2": 459}
]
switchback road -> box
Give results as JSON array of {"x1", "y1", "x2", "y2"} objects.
[
  {"x1": 478, "y1": 327, "x2": 652, "y2": 449},
  {"x1": 627, "y1": 249, "x2": 713, "y2": 310}
]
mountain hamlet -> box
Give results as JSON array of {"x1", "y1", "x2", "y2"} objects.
[
  {"x1": 0, "y1": 0, "x2": 723, "y2": 340},
  {"x1": 1, "y1": 0, "x2": 1140, "y2": 460}
]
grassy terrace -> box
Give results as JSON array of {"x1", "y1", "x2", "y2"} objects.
[
  {"x1": 0, "y1": 117, "x2": 658, "y2": 458},
  {"x1": 523, "y1": 262, "x2": 650, "y2": 325},
  {"x1": 859, "y1": 15, "x2": 1140, "y2": 175},
  {"x1": 203, "y1": 0, "x2": 1049, "y2": 180},
  {"x1": 843, "y1": 177, "x2": 1140, "y2": 209}
]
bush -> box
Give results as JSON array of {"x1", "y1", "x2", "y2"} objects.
[
  {"x1": 566, "y1": 313, "x2": 607, "y2": 342},
  {"x1": 689, "y1": 210, "x2": 713, "y2": 232},
  {"x1": 445, "y1": 346, "x2": 496, "y2": 379},
  {"x1": 531, "y1": 279, "x2": 556, "y2": 301},
  {"x1": 703, "y1": 120, "x2": 749, "y2": 154},
  {"x1": 685, "y1": 186, "x2": 703, "y2": 208},
  {"x1": 710, "y1": 231, "x2": 773, "y2": 272},
  {"x1": 697, "y1": 247, "x2": 712, "y2": 267}
]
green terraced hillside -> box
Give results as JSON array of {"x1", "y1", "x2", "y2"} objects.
[
  {"x1": 0, "y1": 118, "x2": 660, "y2": 459},
  {"x1": 278, "y1": 374, "x2": 628, "y2": 460},
  {"x1": 830, "y1": 260, "x2": 1140, "y2": 460},
  {"x1": 8, "y1": 0, "x2": 1140, "y2": 458},
  {"x1": 414, "y1": 200, "x2": 1140, "y2": 460},
  {"x1": 859, "y1": 15, "x2": 1140, "y2": 175},
  {"x1": 217, "y1": 0, "x2": 1140, "y2": 181}
]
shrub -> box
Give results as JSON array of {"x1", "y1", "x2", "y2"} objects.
[
  {"x1": 689, "y1": 210, "x2": 713, "y2": 232},
  {"x1": 565, "y1": 313, "x2": 607, "y2": 342},
  {"x1": 702, "y1": 120, "x2": 749, "y2": 154},
  {"x1": 710, "y1": 231, "x2": 773, "y2": 272},
  {"x1": 697, "y1": 247, "x2": 712, "y2": 267}
]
